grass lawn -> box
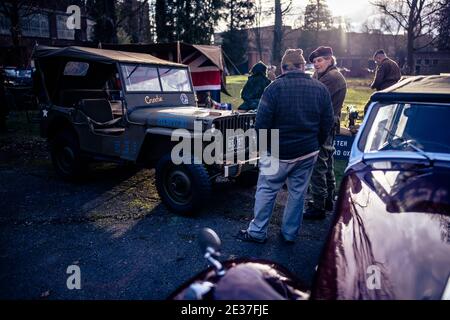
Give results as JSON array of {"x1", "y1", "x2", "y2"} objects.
[
  {"x1": 222, "y1": 75, "x2": 248, "y2": 109},
  {"x1": 222, "y1": 75, "x2": 373, "y2": 119},
  {"x1": 221, "y1": 75, "x2": 374, "y2": 189}
]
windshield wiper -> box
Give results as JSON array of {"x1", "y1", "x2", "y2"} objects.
[
  {"x1": 126, "y1": 64, "x2": 140, "y2": 79},
  {"x1": 382, "y1": 126, "x2": 434, "y2": 165}
]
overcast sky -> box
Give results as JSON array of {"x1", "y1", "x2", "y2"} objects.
[{"x1": 216, "y1": 0, "x2": 377, "y2": 32}]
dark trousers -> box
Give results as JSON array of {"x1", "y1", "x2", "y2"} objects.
[{"x1": 309, "y1": 131, "x2": 336, "y2": 210}]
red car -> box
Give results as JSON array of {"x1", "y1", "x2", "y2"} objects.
[{"x1": 312, "y1": 75, "x2": 450, "y2": 300}]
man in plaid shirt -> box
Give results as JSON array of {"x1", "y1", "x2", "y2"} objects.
[{"x1": 237, "y1": 49, "x2": 334, "y2": 244}]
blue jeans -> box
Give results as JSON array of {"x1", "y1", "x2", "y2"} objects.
[{"x1": 247, "y1": 154, "x2": 317, "y2": 241}]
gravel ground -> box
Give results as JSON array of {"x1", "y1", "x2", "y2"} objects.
[{"x1": 0, "y1": 133, "x2": 334, "y2": 300}]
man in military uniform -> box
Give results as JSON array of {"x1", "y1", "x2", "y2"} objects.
[{"x1": 304, "y1": 46, "x2": 347, "y2": 219}]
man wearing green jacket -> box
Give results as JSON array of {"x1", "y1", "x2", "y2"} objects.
[{"x1": 304, "y1": 46, "x2": 347, "y2": 219}]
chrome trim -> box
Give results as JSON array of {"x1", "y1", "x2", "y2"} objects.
[
  {"x1": 362, "y1": 151, "x2": 450, "y2": 162},
  {"x1": 347, "y1": 101, "x2": 376, "y2": 170},
  {"x1": 443, "y1": 276, "x2": 450, "y2": 300}
]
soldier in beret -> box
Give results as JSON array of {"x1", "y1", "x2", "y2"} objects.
[{"x1": 304, "y1": 46, "x2": 347, "y2": 220}]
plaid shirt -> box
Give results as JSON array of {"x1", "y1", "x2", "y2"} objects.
[{"x1": 255, "y1": 70, "x2": 334, "y2": 160}]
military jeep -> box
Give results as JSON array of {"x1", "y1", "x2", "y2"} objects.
[{"x1": 33, "y1": 46, "x2": 258, "y2": 215}]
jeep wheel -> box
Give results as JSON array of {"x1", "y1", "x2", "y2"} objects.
[
  {"x1": 155, "y1": 155, "x2": 211, "y2": 215},
  {"x1": 50, "y1": 130, "x2": 87, "y2": 180},
  {"x1": 235, "y1": 169, "x2": 259, "y2": 188}
]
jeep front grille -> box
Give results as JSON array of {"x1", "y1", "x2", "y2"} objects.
[
  {"x1": 212, "y1": 114, "x2": 257, "y2": 159},
  {"x1": 212, "y1": 114, "x2": 256, "y2": 132}
]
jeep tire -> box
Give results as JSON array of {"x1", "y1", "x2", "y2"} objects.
[
  {"x1": 155, "y1": 154, "x2": 211, "y2": 215},
  {"x1": 50, "y1": 130, "x2": 87, "y2": 180}
]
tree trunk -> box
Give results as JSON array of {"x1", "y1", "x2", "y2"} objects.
[
  {"x1": 9, "y1": 2, "x2": 22, "y2": 66},
  {"x1": 255, "y1": 0, "x2": 263, "y2": 60},
  {"x1": 406, "y1": 0, "x2": 418, "y2": 75},
  {"x1": 272, "y1": 0, "x2": 282, "y2": 70},
  {"x1": 406, "y1": 27, "x2": 415, "y2": 75}
]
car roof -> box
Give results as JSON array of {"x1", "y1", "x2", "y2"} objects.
[
  {"x1": 370, "y1": 75, "x2": 450, "y2": 104},
  {"x1": 33, "y1": 45, "x2": 186, "y2": 67}
]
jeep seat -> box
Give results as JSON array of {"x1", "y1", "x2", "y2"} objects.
[
  {"x1": 79, "y1": 99, "x2": 114, "y2": 123},
  {"x1": 78, "y1": 99, "x2": 125, "y2": 135}
]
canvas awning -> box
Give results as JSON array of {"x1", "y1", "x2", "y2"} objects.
[{"x1": 102, "y1": 42, "x2": 225, "y2": 71}]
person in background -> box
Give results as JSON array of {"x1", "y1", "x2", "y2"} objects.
[
  {"x1": 237, "y1": 49, "x2": 333, "y2": 244},
  {"x1": 267, "y1": 65, "x2": 277, "y2": 81},
  {"x1": 238, "y1": 61, "x2": 271, "y2": 111},
  {"x1": 370, "y1": 49, "x2": 401, "y2": 91},
  {"x1": 304, "y1": 46, "x2": 347, "y2": 220}
]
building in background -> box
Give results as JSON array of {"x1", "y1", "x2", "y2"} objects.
[
  {"x1": 215, "y1": 26, "x2": 449, "y2": 77},
  {"x1": 413, "y1": 51, "x2": 450, "y2": 75},
  {"x1": 0, "y1": 1, "x2": 95, "y2": 66}
]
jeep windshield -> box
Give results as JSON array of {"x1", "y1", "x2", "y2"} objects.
[
  {"x1": 359, "y1": 103, "x2": 450, "y2": 155},
  {"x1": 120, "y1": 64, "x2": 192, "y2": 93}
]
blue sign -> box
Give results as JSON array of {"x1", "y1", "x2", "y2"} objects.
[{"x1": 333, "y1": 135, "x2": 355, "y2": 160}]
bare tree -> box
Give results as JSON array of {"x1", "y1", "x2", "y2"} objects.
[
  {"x1": 272, "y1": 0, "x2": 292, "y2": 69},
  {"x1": 362, "y1": 13, "x2": 404, "y2": 62},
  {"x1": 372, "y1": 0, "x2": 446, "y2": 74},
  {"x1": 437, "y1": 0, "x2": 450, "y2": 50},
  {"x1": 0, "y1": 0, "x2": 46, "y2": 64},
  {"x1": 253, "y1": 0, "x2": 265, "y2": 60}
]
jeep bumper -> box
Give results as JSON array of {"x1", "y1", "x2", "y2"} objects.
[{"x1": 223, "y1": 157, "x2": 259, "y2": 178}]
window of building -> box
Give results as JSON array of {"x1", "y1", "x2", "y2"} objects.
[
  {"x1": 86, "y1": 19, "x2": 95, "y2": 41},
  {"x1": 21, "y1": 12, "x2": 49, "y2": 38},
  {"x1": 0, "y1": 12, "x2": 11, "y2": 35},
  {"x1": 416, "y1": 59, "x2": 422, "y2": 65},
  {"x1": 56, "y1": 14, "x2": 75, "y2": 40},
  {"x1": 424, "y1": 59, "x2": 430, "y2": 65},
  {"x1": 433, "y1": 59, "x2": 438, "y2": 65}
]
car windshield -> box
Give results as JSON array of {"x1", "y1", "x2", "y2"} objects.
[
  {"x1": 360, "y1": 103, "x2": 450, "y2": 154},
  {"x1": 120, "y1": 64, "x2": 192, "y2": 93},
  {"x1": 159, "y1": 68, "x2": 191, "y2": 92},
  {"x1": 121, "y1": 64, "x2": 161, "y2": 92}
]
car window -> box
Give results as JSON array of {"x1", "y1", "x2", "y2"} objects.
[
  {"x1": 64, "y1": 62, "x2": 89, "y2": 76},
  {"x1": 121, "y1": 64, "x2": 161, "y2": 92},
  {"x1": 360, "y1": 103, "x2": 450, "y2": 154},
  {"x1": 159, "y1": 68, "x2": 191, "y2": 92}
]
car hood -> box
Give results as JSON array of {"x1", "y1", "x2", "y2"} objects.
[
  {"x1": 313, "y1": 162, "x2": 450, "y2": 300},
  {"x1": 128, "y1": 106, "x2": 249, "y2": 130}
]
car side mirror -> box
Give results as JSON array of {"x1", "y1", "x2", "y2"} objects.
[{"x1": 199, "y1": 228, "x2": 221, "y2": 254}]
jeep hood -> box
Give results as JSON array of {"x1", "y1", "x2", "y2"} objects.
[{"x1": 128, "y1": 106, "x2": 242, "y2": 130}]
